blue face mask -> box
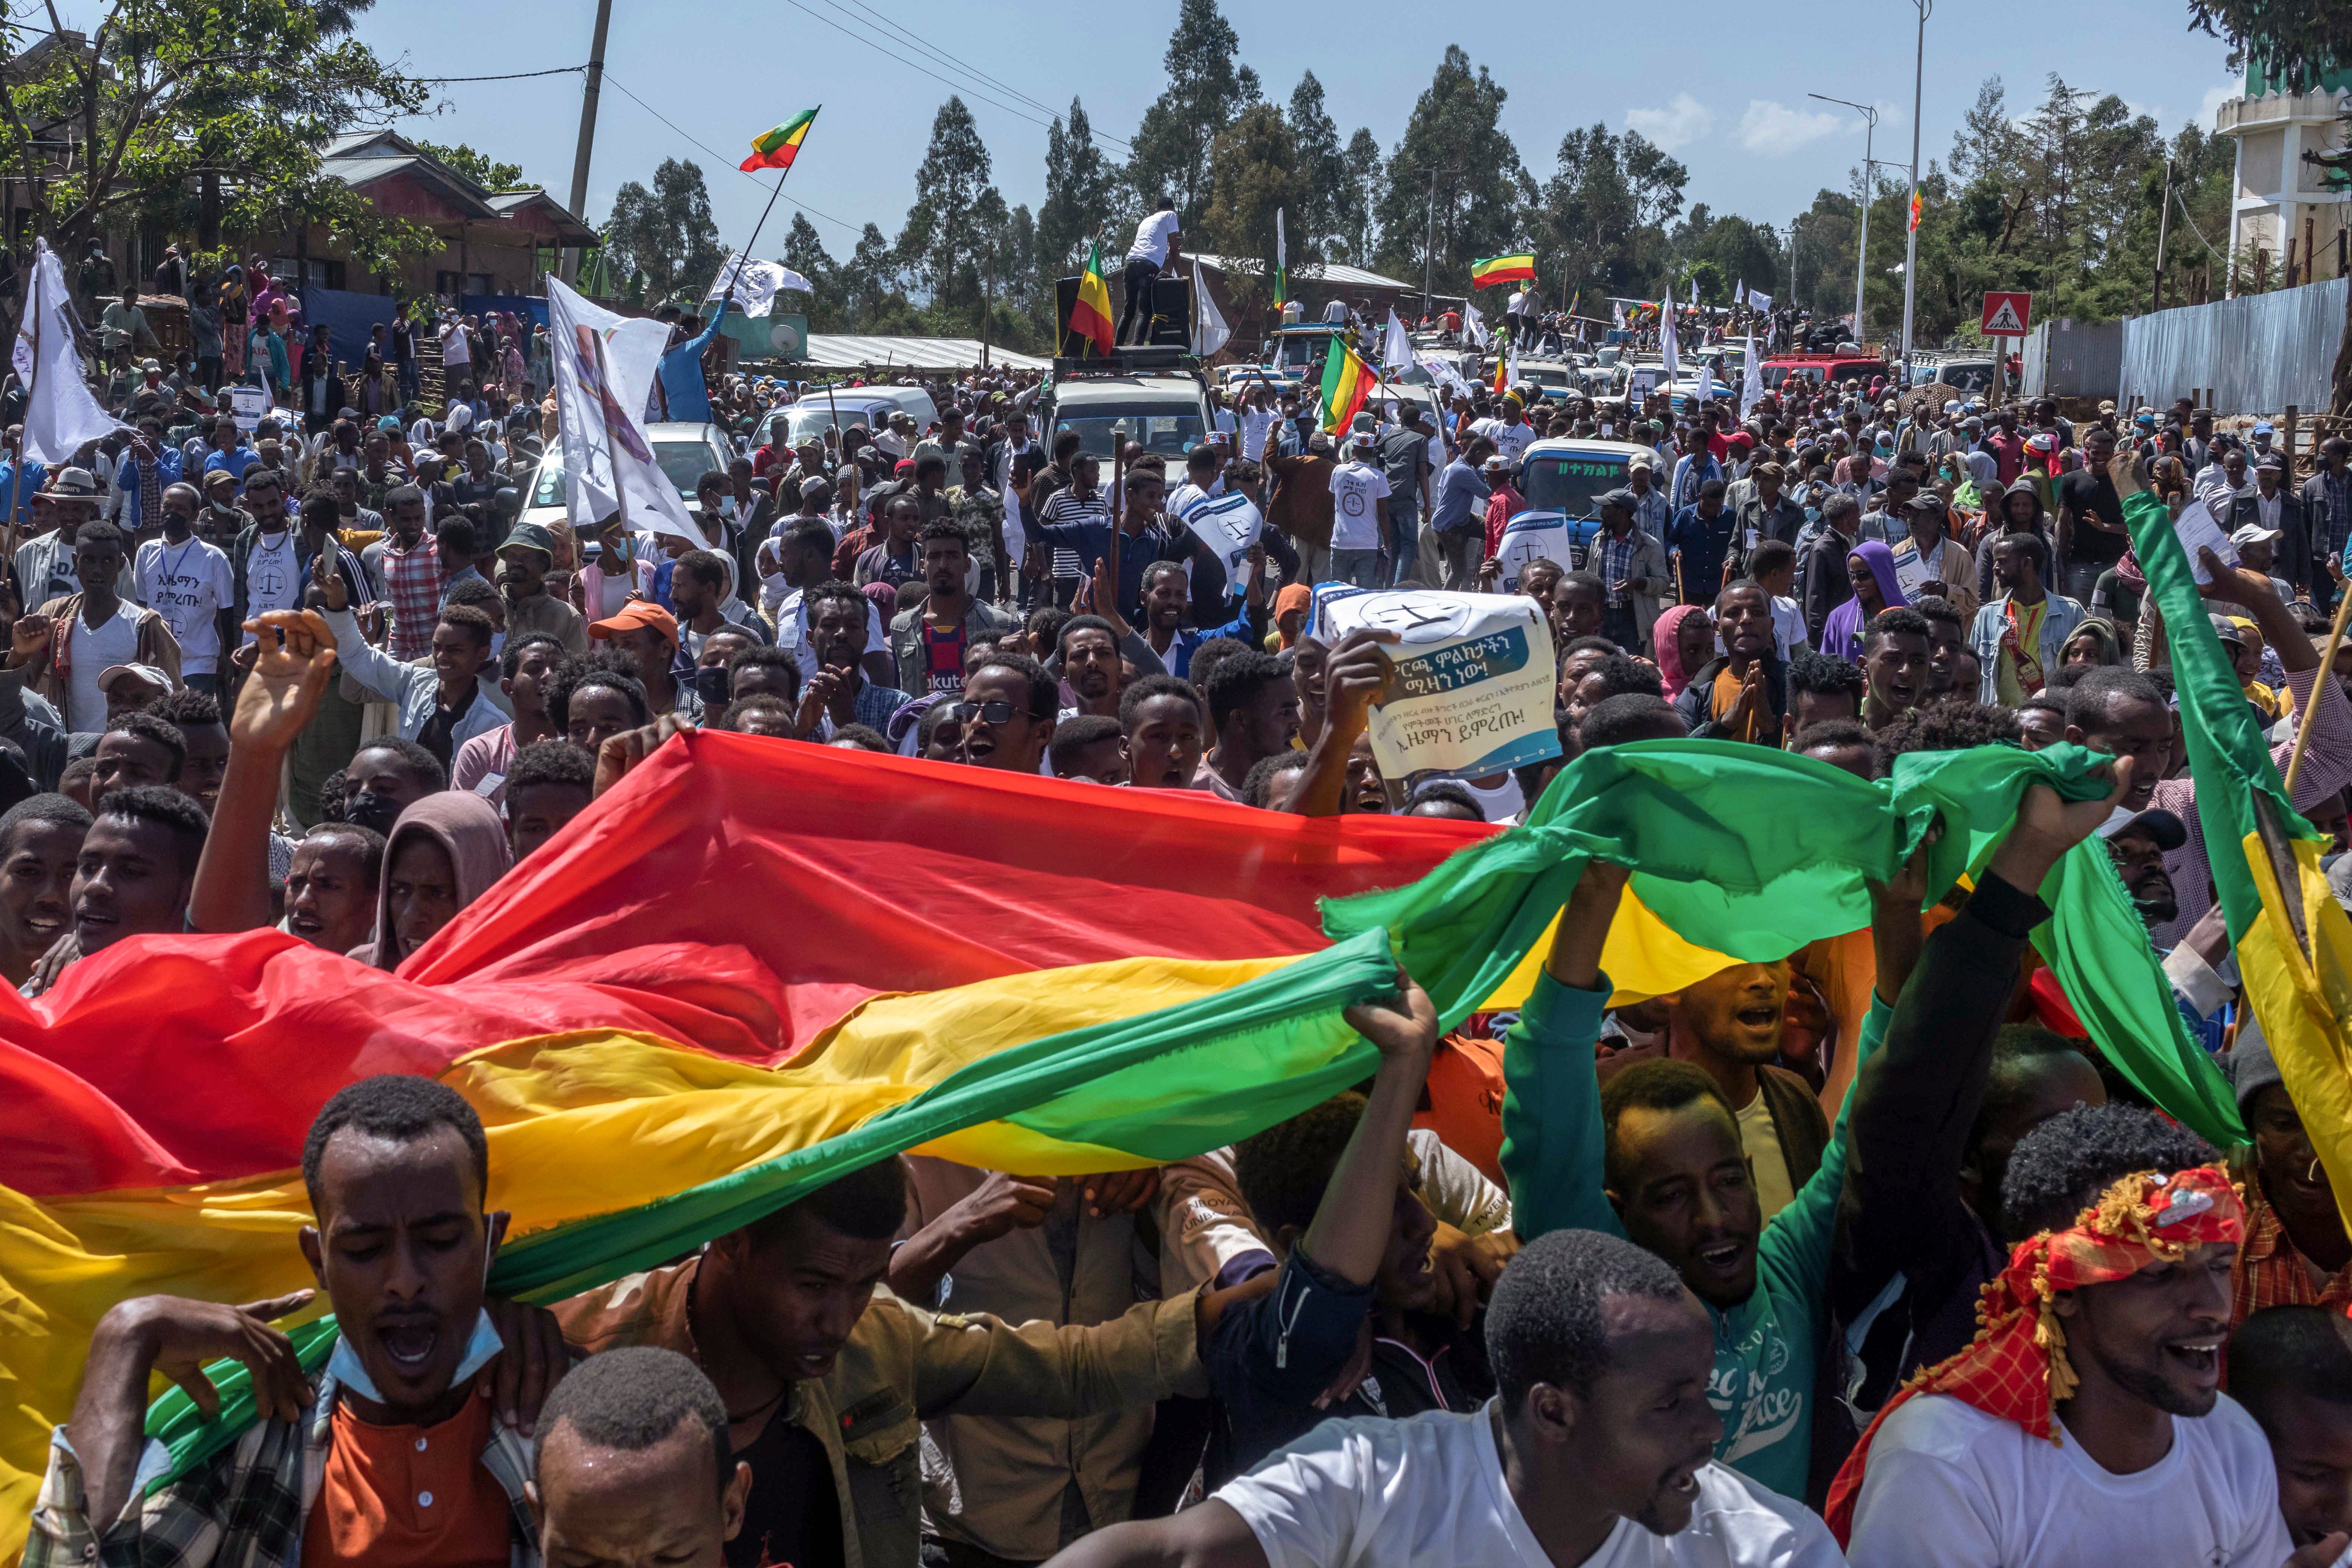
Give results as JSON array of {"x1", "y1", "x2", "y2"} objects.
[{"x1": 327, "y1": 1308, "x2": 504, "y2": 1405}]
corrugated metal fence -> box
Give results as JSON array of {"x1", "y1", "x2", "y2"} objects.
[
  {"x1": 2116, "y1": 277, "x2": 2345, "y2": 414},
  {"x1": 2022, "y1": 317, "x2": 2126, "y2": 398}
]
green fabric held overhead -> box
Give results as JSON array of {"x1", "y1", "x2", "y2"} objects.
[
  {"x1": 2119, "y1": 485, "x2": 2315, "y2": 943},
  {"x1": 145, "y1": 723, "x2": 2249, "y2": 1484},
  {"x1": 1321, "y1": 735, "x2": 2244, "y2": 1148}
]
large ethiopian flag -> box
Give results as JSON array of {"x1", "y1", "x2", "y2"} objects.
[
  {"x1": 739, "y1": 107, "x2": 819, "y2": 173},
  {"x1": 0, "y1": 719, "x2": 2247, "y2": 1553}
]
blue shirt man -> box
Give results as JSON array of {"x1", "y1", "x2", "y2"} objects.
[
  {"x1": 1667, "y1": 484, "x2": 1739, "y2": 602},
  {"x1": 657, "y1": 308, "x2": 727, "y2": 424},
  {"x1": 1430, "y1": 455, "x2": 1490, "y2": 535}
]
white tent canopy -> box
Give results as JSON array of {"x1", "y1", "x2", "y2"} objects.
[{"x1": 787, "y1": 334, "x2": 1052, "y2": 371}]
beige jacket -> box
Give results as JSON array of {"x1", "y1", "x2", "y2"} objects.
[{"x1": 555, "y1": 1254, "x2": 1206, "y2": 1568}]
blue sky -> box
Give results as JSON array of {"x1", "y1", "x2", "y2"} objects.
[{"x1": 329, "y1": 0, "x2": 2243, "y2": 266}]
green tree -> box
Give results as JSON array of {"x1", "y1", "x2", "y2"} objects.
[
  {"x1": 1037, "y1": 97, "x2": 1114, "y2": 291},
  {"x1": 1199, "y1": 100, "x2": 1311, "y2": 314},
  {"x1": 896, "y1": 96, "x2": 993, "y2": 311},
  {"x1": 1287, "y1": 70, "x2": 1346, "y2": 252},
  {"x1": 603, "y1": 157, "x2": 726, "y2": 307},
  {"x1": 781, "y1": 211, "x2": 843, "y2": 331},
  {"x1": 0, "y1": 0, "x2": 432, "y2": 275},
  {"x1": 416, "y1": 140, "x2": 524, "y2": 191},
  {"x1": 1337, "y1": 127, "x2": 1382, "y2": 263},
  {"x1": 2186, "y1": 0, "x2": 2352, "y2": 92},
  {"x1": 844, "y1": 221, "x2": 914, "y2": 332},
  {"x1": 1374, "y1": 47, "x2": 1529, "y2": 295},
  {"x1": 1534, "y1": 124, "x2": 1685, "y2": 303},
  {"x1": 1124, "y1": 0, "x2": 1257, "y2": 221}
]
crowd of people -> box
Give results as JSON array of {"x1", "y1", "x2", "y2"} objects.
[{"x1": 10, "y1": 217, "x2": 2352, "y2": 1568}]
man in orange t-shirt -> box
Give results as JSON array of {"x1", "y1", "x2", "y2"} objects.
[{"x1": 27, "y1": 1076, "x2": 568, "y2": 1567}]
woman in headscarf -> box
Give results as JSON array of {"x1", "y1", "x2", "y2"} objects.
[
  {"x1": 218, "y1": 265, "x2": 247, "y2": 381},
  {"x1": 1269, "y1": 582, "x2": 1313, "y2": 651},
  {"x1": 2060, "y1": 615, "x2": 2125, "y2": 669},
  {"x1": 352, "y1": 792, "x2": 512, "y2": 970},
  {"x1": 1819, "y1": 539, "x2": 1909, "y2": 661},
  {"x1": 1649, "y1": 603, "x2": 1713, "y2": 700}
]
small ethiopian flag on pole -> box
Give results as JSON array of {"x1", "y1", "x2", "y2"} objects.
[
  {"x1": 741, "y1": 108, "x2": 820, "y2": 172},
  {"x1": 1471, "y1": 253, "x2": 1536, "y2": 289},
  {"x1": 1318, "y1": 339, "x2": 1375, "y2": 434},
  {"x1": 1908, "y1": 183, "x2": 1924, "y2": 233},
  {"x1": 1070, "y1": 238, "x2": 1116, "y2": 356}
]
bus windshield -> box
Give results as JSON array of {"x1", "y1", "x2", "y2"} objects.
[
  {"x1": 1521, "y1": 453, "x2": 1630, "y2": 517},
  {"x1": 1052, "y1": 407, "x2": 1203, "y2": 457}
]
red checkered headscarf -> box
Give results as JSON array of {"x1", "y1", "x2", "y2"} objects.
[{"x1": 1824, "y1": 1165, "x2": 2243, "y2": 1546}]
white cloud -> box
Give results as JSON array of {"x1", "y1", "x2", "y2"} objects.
[
  {"x1": 1737, "y1": 99, "x2": 1849, "y2": 155},
  {"x1": 1625, "y1": 93, "x2": 1715, "y2": 152},
  {"x1": 2199, "y1": 81, "x2": 2238, "y2": 127}
]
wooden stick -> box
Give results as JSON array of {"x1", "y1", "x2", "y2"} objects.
[{"x1": 2284, "y1": 578, "x2": 2352, "y2": 798}]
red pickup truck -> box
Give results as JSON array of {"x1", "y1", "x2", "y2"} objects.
[{"x1": 1760, "y1": 353, "x2": 1887, "y2": 392}]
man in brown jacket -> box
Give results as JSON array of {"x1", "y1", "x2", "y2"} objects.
[
  {"x1": 555, "y1": 1156, "x2": 1216, "y2": 1568},
  {"x1": 6, "y1": 518, "x2": 182, "y2": 733}
]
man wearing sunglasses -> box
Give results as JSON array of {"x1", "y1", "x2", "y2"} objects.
[{"x1": 952, "y1": 651, "x2": 1058, "y2": 773}]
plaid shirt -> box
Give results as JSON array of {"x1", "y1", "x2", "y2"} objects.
[
  {"x1": 25, "y1": 1371, "x2": 539, "y2": 1568},
  {"x1": 2316, "y1": 470, "x2": 2352, "y2": 564},
  {"x1": 2230, "y1": 1148, "x2": 2352, "y2": 1326},
  {"x1": 376, "y1": 538, "x2": 445, "y2": 661},
  {"x1": 1595, "y1": 528, "x2": 1638, "y2": 606}
]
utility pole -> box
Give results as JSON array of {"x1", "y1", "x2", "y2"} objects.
[
  {"x1": 561, "y1": 0, "x2": 616, "y2": 286},
  {"x1": 1419, "y1": 163, "x2": 1442, "y2": 315},
  {"x1": 1899, "y1": 0, "x2": 1930, "y2": 383},
  {"x1": 1810, "y1": 94, "x2": 1878, "y2": 339},
  {"x1": 2152, "y1": 156, "x2": 2174, "y2": 314},
  {"x1": 981, "y1": 251, "x2": 993, "y2": 370}
]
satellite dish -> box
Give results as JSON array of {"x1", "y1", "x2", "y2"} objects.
[{"x1": 769, "y1": 319, "x2": 802, "y2": 356}]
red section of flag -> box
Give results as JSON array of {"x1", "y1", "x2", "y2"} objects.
[{"x1": 0, "y1": 735, "x2": 1484, "y2": 1197}]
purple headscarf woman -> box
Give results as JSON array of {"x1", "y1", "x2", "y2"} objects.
[{"x1": 1818, "y1": 539, "x2": 1909, "y2": 662}]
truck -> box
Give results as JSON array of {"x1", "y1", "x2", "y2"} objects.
[{"x1": 1038, "y1": 346, "x2": 1216, "y2": 460}]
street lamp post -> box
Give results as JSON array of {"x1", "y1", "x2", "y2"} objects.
[
  {"x1": 1899, "y1": 0, "x2": 1931, "y2": 384},
  {"x1": 1808, "y1": 93, "x2": 1877, "y2": 341}
]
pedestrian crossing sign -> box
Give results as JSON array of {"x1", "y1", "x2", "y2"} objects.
[{"x1": 1980, "y1": 291, "x2": 2032, "y2": 337}]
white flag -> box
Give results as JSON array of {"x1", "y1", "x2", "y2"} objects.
[
  {"x1": 1734, "y1": 279, "x2": 1746, "y2": 307},
  {"x1": 12, "y1": 239, "x2": 125, "y2": 465},
  {"x1": 1611, "y1": 300, "x2": 1626, "y2": 330},
  {"x1": 1463, "y1": 303, "x2": 1489, "y2": 349},
  {"x1": 1739, "y1": 331, "x2": 1763, "y2": 421},
  {"x1": 1275, "y1": 207, "x2": 1287, "y2": 278},
  {"x1": 1661, "y1": 297, "x2": 1680, "y2": 383},
  {"x1": 702, "y1": 252, "x2": 811, "y2": 321},
  {"x1": 1380, "y1": 310, "x2": 1414, "y2": 376},
  {"x1": 1747, "y1": 288, "x2": 1773, "y2": 314},
  {"x1": 1190, "y1": 259, "x2": 1230, "y2": 358},
  {"x1": 548, "y1": 275, "x2": 702, "y2": 544},
  {"x1": 1505, "y1": 338, "x2": 1520, "y2": 392}
]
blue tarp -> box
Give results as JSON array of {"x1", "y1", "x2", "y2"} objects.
[
  {"x1": 463, "y1": 294, "x2": 549, "y2": 331},
  {"x1": 299, "y1": 286, "x2": 401, "y2": 372}
]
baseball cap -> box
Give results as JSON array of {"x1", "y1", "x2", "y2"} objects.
[
  {"x1": 2208, "y1": 613, "x2": 2245, "y2": 647},
  {"x1": 2254, "y1": 420, "x2": 2275, "y2": 436},
  {"x1": 2256, "y1": 451, "x2": 2285, "y2": 472},
  {"x1": 497, "y1": 521, "x2": 557, "y2": 562},
  {"x1": 2229, "y1": 521, "x2": 2283, "y2": 549},
  {"x1": 140, "y1": 359, "x2": 162, "y2": 375},
  {"x1": 51, "y1": 467, "x2": 98, "y2": 497},
  {"x1": 2095, "y1": 805, "x2": 2187, "y2": 852},
  {"x1": 588, "y1": 599, "x2": 679, "y2": 649},
  {"x1": 97, "y1": 663, "x2": 175, "y2": 698}
]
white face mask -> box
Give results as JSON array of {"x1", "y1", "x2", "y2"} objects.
[{"x1": 326, "y1": 1306, "x2": 503, "y2": 1404}]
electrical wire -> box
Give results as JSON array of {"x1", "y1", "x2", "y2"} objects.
[
  {"x1": 419, "y1": 65, "x2": 585, "y2": 83},
  {"x1": 2168, "y1": 182, "x2": 2229, "y2": 264},
  {"x1": 599, "y1": 70, "x2": 866, "y2": 241},
  {"x1": 822, "y1": 0, "x2": 1118, "y2": 144}
]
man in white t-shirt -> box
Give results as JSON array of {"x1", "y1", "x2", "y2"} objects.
[
  {"x1": 1119, "y1": 197, "x2": 1182, "y2": 346},
  {"x1": 133, "y1": 483, "x2": 235, "y2": 692},
  {"x1": 1040, "y1": 1229, "x2": 1839, "y2": 1568},
  {"x1": 1839, "y1": 1105, "x2": 2307, "y2": 1568},
  {"x1": 1327, "y1": 434, "x2": 1393, "y2": 588},
  {"x1": 437, "y1": 312, "x2": 471, "y2": 377},
  {"x1": 1475, "y1": 397, "x2": 1538, "y2": 468},
  {"x1": 1505, "y1": 287, "x2": 1528, "y2": 347}
]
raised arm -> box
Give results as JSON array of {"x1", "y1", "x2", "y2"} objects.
[
  {"x1": 1501, "y1": 861, "x2": 1632, "y2": 1242},
  {"x1": 1285, "y1": 630, "x2": 1392, "y2": 818},
  {"x1": 189, "y1": 610, "x2": 337, "y2": 932}
]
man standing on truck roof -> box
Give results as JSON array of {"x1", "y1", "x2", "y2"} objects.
[{"x1": 1119, "y1": 198, "x2": 1181, "y2": 347}]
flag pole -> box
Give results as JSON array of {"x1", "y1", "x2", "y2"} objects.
[
  {"x1": 714, "y1": 109, "x2": 816, "y2": 320},
  {"x1": 2285, "y1": 582, "x2": 2352, "y2": 797},
  {"x1": 6, "y1": 248, "x2": 40, "y2": 563}
]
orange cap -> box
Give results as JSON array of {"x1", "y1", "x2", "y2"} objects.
[{"x1": 588, "y1": 599, "x2": 678, "y2": 649}]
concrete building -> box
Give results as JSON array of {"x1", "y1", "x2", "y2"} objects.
[{"x1": 2216, "y1": 56, "x2": 2351, "y2": 293}]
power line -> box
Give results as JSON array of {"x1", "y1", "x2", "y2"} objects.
[
  {"x1": 599, "y1": 70, "x2": 867, "y2": 242},
  {"x1": 420, "y1": 65, "x2": 586, "y2": 83},
  {"x1": 775, "y1": 0, "x2": 1124, "y2": 154},
  {"x1": 823, "y1": 0, "x2": 1118, "y2": 145}
]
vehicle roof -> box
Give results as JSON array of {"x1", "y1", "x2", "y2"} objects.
[
  {"x1": 1050, "y1": 374, "x2": 1208, "y2": 405},
  {"x1": 644, "y1": 422, "x2": 730, "y2": 439},
  {"x1": 1522, "y1": 438, "x2": 1655, "y2": 461},
  {"x1": 1763, "y1": 353, "x2": 1885, "y2": 364}
]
